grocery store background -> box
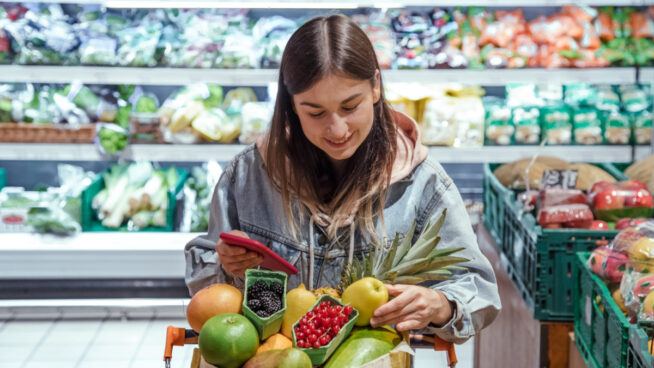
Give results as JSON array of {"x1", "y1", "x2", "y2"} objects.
[{"x1": 0, "y1": 0, "x2": 653, "y2": 367}]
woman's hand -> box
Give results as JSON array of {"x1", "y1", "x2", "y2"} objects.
[
  {"x1": 215, "y1": 230, "x2": 263, "y2": 278},
  {"x1": 369, "y1": 284, "x2": 453, "y2": 331}
]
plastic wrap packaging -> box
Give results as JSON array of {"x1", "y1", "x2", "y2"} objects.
[
  {"x1": 512, "y1": 106, "x2": 541, "y2": 144},
  {"x1": 616, "y1": 222, "x2": 654, "y2": 319},
  {"x1": 573, "y1": 108, "x2": 603, "y2": 145},
  {"x1": 589, "y1": 180, "x2": 654, "y2": 222},
  {"x1": 588, "y1": 246, "x2": 629, "y2": 283},
  {"x1": 240, "y1": 102, "x2": 272, "y2": 144},
  {"x1": 181, "y1": 161, "x2": 222, "y2": 233},
  {"x1": 617, "y1": 218, "x2": 652, "y2": 231},
  {"x1": 620, "y1": 85, "x2": 650, "y2": 113},
  {"x1": 596, "y1": 86, "x2": 621, "y2": 113},
  {"x1": 537, "y1": 203, "x2": 594, "y2": 229},
  {"x1": 541, "y1": 105, "x2": 572, "y2": 145},
  {"x1": 604, "y1": 110, "x2": 631, "y2": 145},
  {"x1": 95, "y1": 123, "x2": 128, "y2": 155},
  {"x1": 564, "y1": 84, "x2": 598, "y2": 108},
  {"x1": 539, "y1": 187, "x2": 587, "y2": 209},
  {"x1": 253, "y1": 16, "x2": 296, "y2": 69},
  {"x1": 116, "y1": 21, "x2": 162, "y2": 67},
  {"x1": 77, "y1": 11, "x2": 117, "y2": 66},
  {"x1": 634, "y1": 110, "x2": 653, "y2": 145},
  {"x1": 215, "y1": 32, "x2": 259, "y2": 69},
  {"x1": 484, "y1": 98, "x2": 513, "y2": 145},
  {"x1": 128, "y1": 89, "x2": 161, "y2": 144}
]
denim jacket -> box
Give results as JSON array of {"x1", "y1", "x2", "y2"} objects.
[{"x1": 185, "y1": 145, "x2": 501, "y2": 344}]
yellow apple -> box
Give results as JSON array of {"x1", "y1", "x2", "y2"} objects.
[
  {"x1": 629, "y1": 237, "x2": 654, "y2": 273},
  {"x1": 342, "y1": 277, "x2": 389, "y2": 326}
]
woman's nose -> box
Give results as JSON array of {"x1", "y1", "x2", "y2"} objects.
[{"x1": 327, "y1": 113, "x2": 349, "y2": 137}]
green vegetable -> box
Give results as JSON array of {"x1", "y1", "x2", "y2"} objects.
[{"x1": 135, "y1": 96, "x2": 158, "y2": 113}]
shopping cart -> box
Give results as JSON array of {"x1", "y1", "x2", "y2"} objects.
[{"x1": 163, "y1": 326, "x2": 457, "y2": 368}]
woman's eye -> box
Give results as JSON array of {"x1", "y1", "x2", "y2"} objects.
[
  {"x1": 309, "y1": 111, "x2": 324, "y2": 118},
  {"x1": 343, "y1": 104, "x2": 359, "y2": 112}
]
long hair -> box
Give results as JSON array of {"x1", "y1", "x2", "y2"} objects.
[{"x1": 265, "y1": 14, "x2": 399, "y2": 241}]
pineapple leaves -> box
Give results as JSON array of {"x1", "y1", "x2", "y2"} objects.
[
  {"x1": 392, "y1": 221, "x2": 416, "y2": 268},
  {"x1": 404, "y1": 209, "x2": 447, "y2": 261},
  {"x1": 376, "y1": 234, "x2": 399, "y2": 277}
]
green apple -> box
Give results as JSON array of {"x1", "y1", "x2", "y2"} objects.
[{"x1": 342, "y1": 277, "x2": 389, "y2": 326}]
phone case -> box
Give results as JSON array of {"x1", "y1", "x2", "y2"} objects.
[{"x1": 219, "y1": 233, "x2": 299, "y2": 275}]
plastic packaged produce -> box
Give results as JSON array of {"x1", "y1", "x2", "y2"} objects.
[
  {"x1": 484, "y1": 98, "x2": 513, "y2": 145},
  {"x1": 616, "y1": 218, "x2": 652, "y2": 231},
  {"x1": 215, "y1": 32, "x2": 259, "y2": 69},
  {"x1": 181, "y1": 161, "x2": 222, "y2": 233},
  {"x1": 564, "y1": 84, "x2": 598, "y2": 107},
  {"x1": 616, "y1": 222, "x2": 654, "y2": 317},
  {"x1": 4, "y1": 5, "x2": 80, "y2": 65},
  {"x1": 573, "y1": 108, "x2": 603, "y2": 145},
  {"x1": 539, "y1": 188, "x2": 587, "y2": 208},
  {"x1": 190, "y1": 108, "x2": 229, "y2": 142},
  {"x1": 116, "y1": 21, "x2": 162, "y2": 67},
  {"x1": 589, "y1": 180, "x2": 654, "y2": 222},
  {"x1": 620, "y1": 85, "x2": 650, "y2": 113},
  {"x1": 240, "y1": 102, "x2": 272, "y2": 145},
  {"x1": 596, "y1": 87, "x2": 620, "y2": 112},
  {"x1": 541, "y1": 105, "x2": 572, "y2": 145},
  {"x1": 604, "y1": 110, "x2": 631, "y2": 145},
  {"x1": 354, "y1": 12, "x2": 394, "y2": 69},
  {"x1": 588, "y1": 246, "x2": 629, "y2": 283},
  {"x1": 253, "y1": 16, "x2": 296, "y2": 69},
  {"x1": 537, "y1": 203, "x2": 594, "y2": 229},
  {"x1": 634, "y1": 111, "x2": 653, "y2": 145},
  {"x1": 512, "y1": 106, "x2": 541, "y2": 144},
  {"x1": 60, "y1": 83, "x2": 117, "y2": 123},
  {"x1": 96, "y1": 123, "x2": 128, "y2": 155}
]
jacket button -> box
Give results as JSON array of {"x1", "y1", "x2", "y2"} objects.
[{"x1": 317, "y1": 234, "x2": 328, "y2": 246}]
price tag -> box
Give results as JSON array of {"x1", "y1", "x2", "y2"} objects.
[{"x1": 541, "y1": 170, "x2": 579, "y2": 189}]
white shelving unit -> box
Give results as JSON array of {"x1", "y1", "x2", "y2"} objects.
[
  {"x1": 0, "y1": 232, "x2": 196, "y2": 279},
  {"x1": 0, "y1": 143, "x2": 638, "y2": 163},
  {"x1": 0, "y1": 66, "x2": 639, "y2": 86}
]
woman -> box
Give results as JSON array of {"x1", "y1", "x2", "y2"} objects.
[{"x1": 185, "y1": 14, "x2": 500, "y2": 343}]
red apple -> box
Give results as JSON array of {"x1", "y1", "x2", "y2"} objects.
[
  {"x1": 593, "y1": 188, "x2": 626, "y2": 210},
  {"x1": 619, "y1": 179, "x2": 649, "y2": 191},
  {"x1": 624, "y1": 188, "x2": 654, "y2": 208}
]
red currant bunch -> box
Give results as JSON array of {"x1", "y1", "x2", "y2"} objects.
[{"x1": 294, "y1": 301, "x2": 355, "y2": 349}]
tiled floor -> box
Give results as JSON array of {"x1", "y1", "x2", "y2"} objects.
[{"x1": 0, "y1": 318, "x2": 473, "y2": 368}]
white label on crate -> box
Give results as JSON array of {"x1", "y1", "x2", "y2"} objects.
[{"x1": 585, "y1": 296, "x2": 592, "y2": 326}]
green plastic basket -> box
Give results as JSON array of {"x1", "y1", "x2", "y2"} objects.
[
  {"x1": 80, "y1": 166, "x2": 187, "y2": 231},
  {"x1": 243, "y1": 269, "x2": 288, "y2": 341},
  {"x1": 291, "y1": 294, "x2": 359, "y2": 366},
  {"x1": 574, "y1": 252, "x2": 630, "y2": 368},
  {"x1": 627, "y1": 326, "x2": 654, "y2": 368},
  {"x1": 483, "y1": 163, "x2": 515, "y2": 250},
  {"x1": 0, "y1": 169, "x2": 5, "y2": 190},
  {"x1": 490, "y1": 162, "x2": 627, "y2": 321}
]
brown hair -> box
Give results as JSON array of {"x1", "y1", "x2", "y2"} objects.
[{"x1": 265, "y1": 14, "x2": 399, "y2": 240}]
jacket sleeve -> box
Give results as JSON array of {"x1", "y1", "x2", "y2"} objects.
[
  {"x1": 184, "y1": 164, "x2": 244, "y2": 296},
  {"x1": 418, "y1": 182, "x2": 501, "y2": 344}
]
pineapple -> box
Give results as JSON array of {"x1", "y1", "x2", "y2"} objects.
[{"x1": 338, "y1": 209, "x2": 469, "y2": 292}]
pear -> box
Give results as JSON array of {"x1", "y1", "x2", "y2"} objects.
[{"x1": 282, "y1": 284, "x2": 318, "y2": 339}]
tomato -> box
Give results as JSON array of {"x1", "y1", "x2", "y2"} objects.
[{"x1": 589, "y1": 220, "x2": 609, "y2": 230}]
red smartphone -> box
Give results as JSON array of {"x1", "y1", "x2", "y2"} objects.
[{"x1": 219, "y1": 233, "x2": 298, "y2": 275}]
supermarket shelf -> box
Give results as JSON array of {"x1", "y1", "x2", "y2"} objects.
[
  {"x1": 0, "y1": 143, "x2": 637, "y2": 162},
  {"x1": 0, "y1": 66, "x2": 638, "y2": 86},
  {"x1": 640, "y1": 67, "x2": 654, "y2": 84},
  {"x1": 0, "y1": 232, "x2": 197, "y2": 279},
  {"x1": 635, "y1": 145, "x2": 653, "y2": 161},
  {"x1": 0, "y1": 0, "x2": 649, "y2": 7},
  {"x1": 0, "y1": 143, "x2": 247, "y2": 162},
  {"x1": 428, "y1": 145, "x2": 635, "y2": 163}
]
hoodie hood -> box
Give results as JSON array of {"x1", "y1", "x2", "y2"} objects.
[{"x1": 256, "y1": 109, "x2": 428, "y2": 228}]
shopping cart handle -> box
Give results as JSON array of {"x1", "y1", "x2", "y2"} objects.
[
  {"x1": 164, "y1": 327, "x2": 199, "y2": 368},
  {"x1": 410, "y1": 333, "x2": 457, "y2": 368}
]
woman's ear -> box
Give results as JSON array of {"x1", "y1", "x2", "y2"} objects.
[{"x1": 372, "y1": 69, "x2": 381, "y2": 104}]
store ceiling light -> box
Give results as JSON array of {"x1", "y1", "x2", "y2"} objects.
[{"x1": 104, "y1": 1, "x2": 361, "y2": 9}]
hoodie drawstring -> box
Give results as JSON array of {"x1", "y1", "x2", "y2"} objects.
[
  {"x1": 348, "y1": 222, "x2": 355, "y2": 267},
  {"x1": 308, "y1": 217, "x2": 315, "y2": 291}
]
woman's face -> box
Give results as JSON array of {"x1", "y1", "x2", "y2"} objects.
[{"x1": 292, "y1": 71, "x2": 381, "y2": 167}]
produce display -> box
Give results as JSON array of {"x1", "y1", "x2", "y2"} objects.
[
  {"x1": 625, "y1": 154, "x2": 654, "y2": 195},
  {"x1": 89, "y1": 161, "x2": 182, "y2": 229},
  {"x1": 1, "y1": 4, "x2": 653, "y2": 69},
  {"x1": 180, "y1": 210, "x2": 468, "y2": 367},
  {"x1": 485, "y1": 83, "x2": 653, "y2": 146},
  {"x1": 494, "y1": 157, "x2": 654, "y2": 230}
]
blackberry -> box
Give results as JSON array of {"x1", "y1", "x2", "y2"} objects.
[
  {"x1": 247, "y1": 280, "x2": 269, "y2": 299},
  {"x1": 256, "y1": 309, "x2": 270, "y2": 318},
  {"x1": 270, "y1": 282, "x2": 284, "y2": 296},
  {"x1": 247, "y1": 298, "x2": 262, "y2": 311},
  {"x1": 259, "y1": 290, "x2": 282, "y2": 314}
]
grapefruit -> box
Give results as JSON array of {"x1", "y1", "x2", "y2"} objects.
[
  {"x1": 199, "y1": 313, "x2": 259, "y2": 368},
  {"x1": 187, "y1": 283, "x2": 243, "y2": 332}
]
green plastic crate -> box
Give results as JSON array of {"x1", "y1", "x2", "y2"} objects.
[
  {"x1": 0, "y1": 169, "x2": 5, "y2": 190},
  {"x1": 574, "y1": 252, "x2": 630, "y2": 368},
  {"x1": 243, "y1": 269, "x2": 287, "y2": 341},
  {"x1": 496, "y1": 163, "x2": 627, "y2": 321},
  {"x1": 483, "y1": 163, "x2": 515, "y2": 250},
  {"x1": 292, "y1": 294, "x2": 359, "y2": 366},
  {"x1": 627, "y1": 326, "x2": 654, "y2": 368},
  {"x1": 80, "y1": 166, "x2": 187, "y2": 231}
]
